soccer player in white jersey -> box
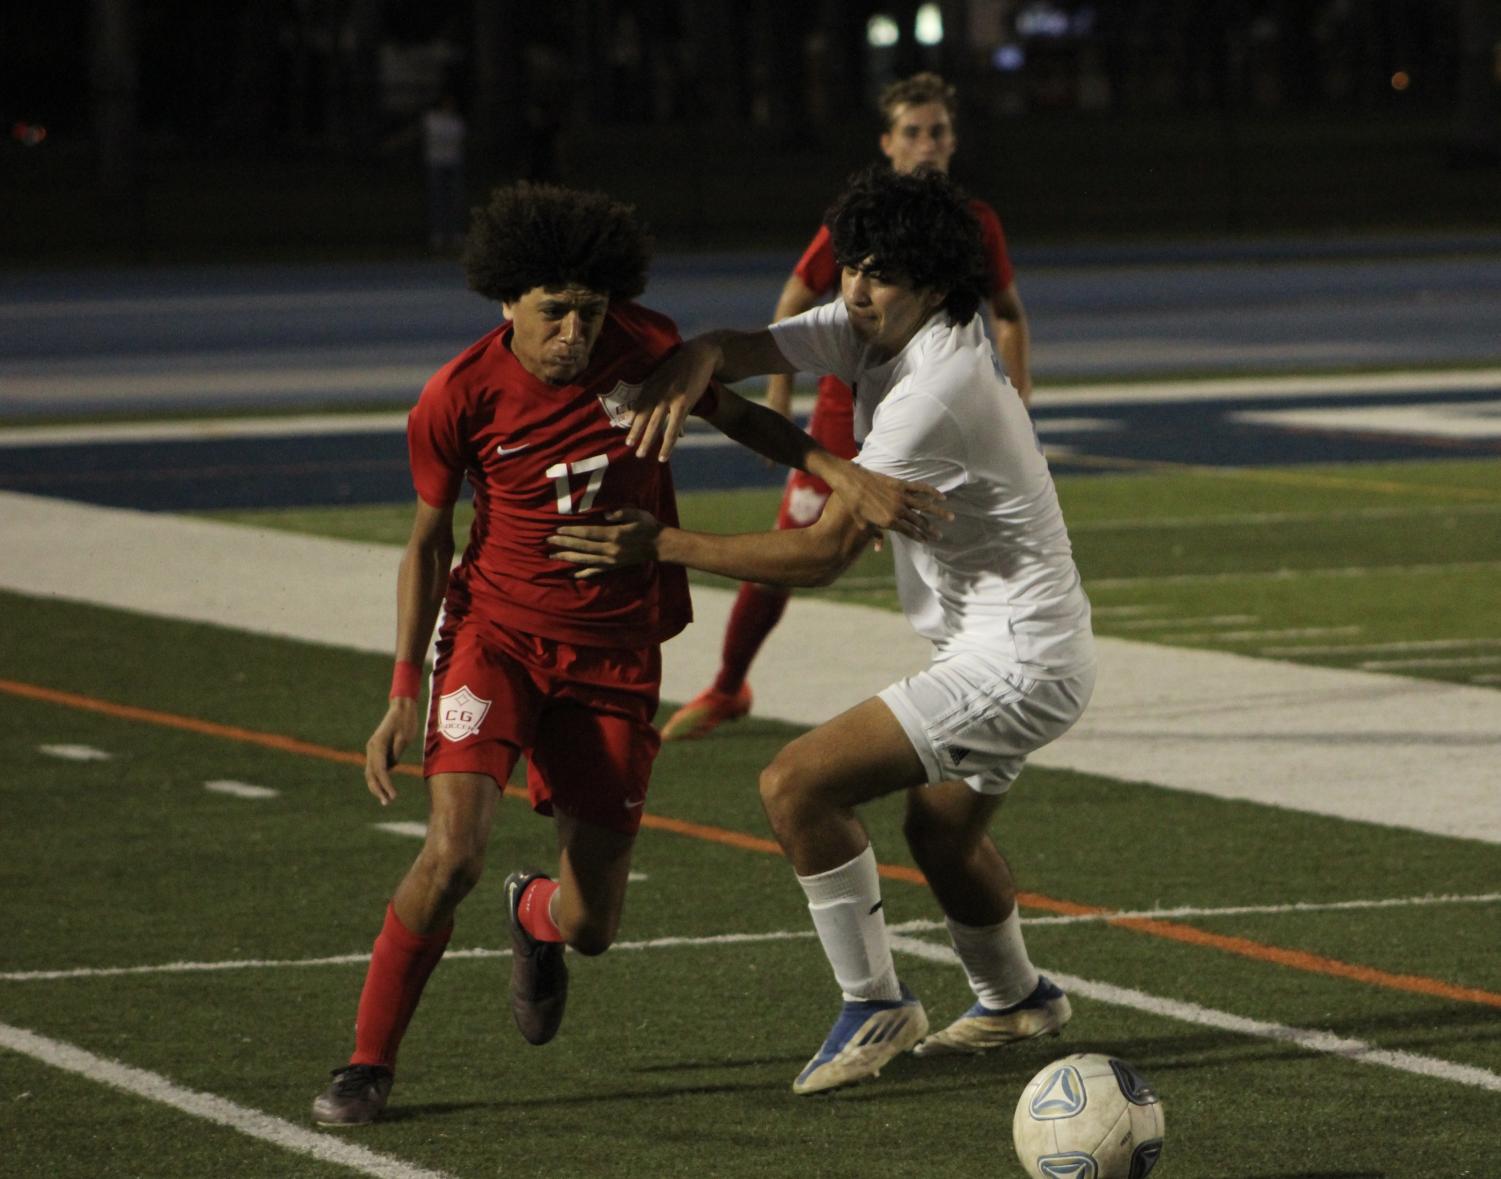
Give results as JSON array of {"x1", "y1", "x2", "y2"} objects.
[{"x1": 549, "y1": 166, "x2": 1095, "y2": 1094}]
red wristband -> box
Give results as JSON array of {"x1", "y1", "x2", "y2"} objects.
[{"x1": 389, "y1": 660, "x2": 422, "y2": 700}]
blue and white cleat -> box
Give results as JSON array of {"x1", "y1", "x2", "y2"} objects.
[
  {"x1": 792, "y1": 984, "x2": 928, "y2": 1094},
  {"x1": 913, "y1": 975, "x2": 1071, "y2": 1057}
]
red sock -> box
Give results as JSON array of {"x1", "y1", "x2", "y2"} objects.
[
  {"x1": 518, "y1": 877, "x2": 563, "y2": 942},
  {"x1": 349, "y1": 902, "x2": 452, "y2": 1069},
  {"x1": 714, "y1": 583, "x2": 789, "y2": 695}
]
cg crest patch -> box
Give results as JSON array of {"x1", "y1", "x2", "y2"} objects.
[
  {"x1": 436, "y1": 685, "x2": 491, "y2": 742},
  {"x1": 597, "y1": 380, "x2": 643, "y2": 429}
]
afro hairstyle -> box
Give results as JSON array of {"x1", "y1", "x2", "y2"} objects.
[{"x1": 463, "y1": 182, "x2": 651, "y2": 305}]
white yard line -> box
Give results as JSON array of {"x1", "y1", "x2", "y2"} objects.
[
  {"x1": 8, "y1": 895, "x2": 1496, "y2": 985},
  {"x1": 1170, "y1": 626, "x2": 1362, "y2": 643},
  {"x1": 888, "y1": 936, "x2": 1501, "y2": 1094},
  {"x1": 1360, "y1": 655, "x2": 1501, "y2": 670},
  {"x1": 0, "y1": 1022, "x2": 455, "y2": 1179},
  {"x1": 9, "y1": 920, "x2": 1500, "y2": 1094},
  {"x1": 1260, "y1": 638, "x2": 1501, "y2": 657},
  {"x1": 5, "y1": 920, "x2": 1494, "y2": 1176},
  {"x1": 1086, "y1": 559, "x2": 1501, "y2": 589},
  {"x1": 2, "y1": 490, "x2": 1498, "y2": 844},
  {"x1": 1111, "y1": 614, "x2": 1259, "y2": 631},
  {"x1": 1069, "y1": 503, "x2": 1501, "y2": 532},
  {"x1": 1016, "y1": 892, "x2": 1501, "y2": 926}
]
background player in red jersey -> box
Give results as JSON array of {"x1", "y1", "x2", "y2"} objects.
[
  {"x1": 659, "y1": 71, "x2": 1033, "y2": 742},
  {"x1": 312, "y1": 182, "x2": 941, "y2": 1126}
]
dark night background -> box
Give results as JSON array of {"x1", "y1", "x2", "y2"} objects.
[{"x1": 3, "y1": 0, "x2": 1500, "y2": 263}]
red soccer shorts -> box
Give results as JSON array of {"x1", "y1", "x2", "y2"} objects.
[
  {"x1": 423, "y1": 613, "x2": 662, "y2": 836},
  {"x1": 775, "y1": 375, "x2": 858, "y2": 531}
]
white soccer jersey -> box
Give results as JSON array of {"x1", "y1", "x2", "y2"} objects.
[{"x1": 770, "y1": 300, "x2": 1094, "y2": 675}]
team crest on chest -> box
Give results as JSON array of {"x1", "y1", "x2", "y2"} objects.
[
  {"x1": 597, "y1": 380, "x2": 643, "y2": 429},
  {"x1": 436, "y1": 685, "x2": 490, "y2": 742}
]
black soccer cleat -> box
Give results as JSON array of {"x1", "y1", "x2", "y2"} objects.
[
  {"x1": 504, "y1": 870, "x2": 569, "y2": 1045},
  {"x1": 311, "y1": 1063, "x2": 394, "y2": 1126}
]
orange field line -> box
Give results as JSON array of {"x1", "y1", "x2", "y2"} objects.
[{"x1": 8, "y1": 675, "x2": 1500, "y2": 1010}]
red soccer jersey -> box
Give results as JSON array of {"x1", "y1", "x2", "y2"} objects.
[
  {"x1": 792, "y1": 197, "x2": 1015, "y2": 298},
  {"x1": 407, "y1": 301, "x2": 716, "y2": 648}
]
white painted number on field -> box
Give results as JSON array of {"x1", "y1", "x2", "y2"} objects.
[{"x1": 547, "y1": 454, "x2": 609, "y2": 514}]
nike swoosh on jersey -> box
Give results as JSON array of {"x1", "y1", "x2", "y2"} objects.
[{"x1": 496, "y1": 443, "x2": 530, "y2": 456}]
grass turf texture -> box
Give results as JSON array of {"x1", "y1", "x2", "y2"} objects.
[
  {"x1": 1, "y1": 589, "x2": 1498, "y2": 1178},
  {"x1": 208, "y1": 457, "x2": 1501, "y2": 689}
]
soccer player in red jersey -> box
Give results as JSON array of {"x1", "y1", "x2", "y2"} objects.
[
  {"x1": 312, "y1": 182, "x2": 941, "y2": 1126},
  {"x1": 659, "y1": 72, "x2": 1034, "y2": 742}
]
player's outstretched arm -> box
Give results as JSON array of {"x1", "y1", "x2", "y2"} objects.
[
  {"x1": 704, "y1": 388, "x2": 948, "y2": 543},
  {"x1": 364, "y1": 499, "x2": 454, "y2": 805},
  {"x1": 550, "y1": 497, "x2": 869, "y2": 588},
  {"x1": 628, "y1": 328, "x2": 794, "y2": 462}
]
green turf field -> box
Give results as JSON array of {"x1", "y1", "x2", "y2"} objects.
[{"x1": 4, "y1": 457, "x2": 1500, "y2": 1178}]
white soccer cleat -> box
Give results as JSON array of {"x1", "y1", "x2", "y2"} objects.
[
  {"x1": 792, "y1": 984, "x2": 928, "y2": 1095},
  {"x1": 914, "y1": 975, "x2": 1071, "y2": 1057}
]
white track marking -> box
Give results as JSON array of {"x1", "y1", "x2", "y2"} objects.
[
  {"x1": 888, "y1": 936, "x2": 1501, "y2": 1094},
  {"x1": 8, "y1": 899, "x2": 1497, "y2": 985},
  {"x1": 37, "y1": 744, "x2": 112, "y2": 761},
  {"x1": 1032, "y1": 416, "x2": 1122, "y2": 434},
  {"x1": 1169, "y1": 626, "x2": 1362, "y2": 643},
  {"x1": 1035, "y1": 368, "x2": 1501, "y2": 407},
  {"x1": 204, "y1": 780, "x2": 278, "y2": 800},
  {"x1": 1359, "y1": 655, "x2": 1501, "y2": 670},
  {"x1": 1233, "y1": 401, "x2": 1501, "y2": 441},
  {"x1": 0, "y1": 1022, "x2": 455, "y2": 1179},
  {"x1": 1260, "y1": 637, "x2": 1501, "y2": 657},
  {"x1": 0, "y1": 413, "x2": 409, "y2": 447},
  {"x1": 1112, "y1": 614, "x2": 1259, "y2": 631}
]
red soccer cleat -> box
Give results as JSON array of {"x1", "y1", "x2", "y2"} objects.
[{"x1": 659, "y1": 683, "x2": 752, "y2": 742}]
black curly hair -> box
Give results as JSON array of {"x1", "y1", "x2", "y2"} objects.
[
  {"x1": 463, "y1": 182, "x2": 652, "y2": 305},
  {"x1": 826, "y1": 165, "x2": 987, "y2": 326}
]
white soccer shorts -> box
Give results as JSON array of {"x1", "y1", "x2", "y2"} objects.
[{"x1": 878, "y1": 649, "x2": 1095, "y2": 794}]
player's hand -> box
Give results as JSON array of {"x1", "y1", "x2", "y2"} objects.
[
  {"x1": 364, "y1": 697, "x2": 421, "y2": 806},
  {"x1": 549, "y1": 508, "x2": 662, "y2": 577},
  {"x1": 628, "y1": 341, "x2": 718, "y2": 461},
  {"x1": 823, "y1": 460, "x2": 951, "y2": 546}
]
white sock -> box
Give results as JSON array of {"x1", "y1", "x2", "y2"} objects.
[
  {"x1": 797, "y1": 846, "x2": 901, "y2": 1003},
  {"x1": 945, "y1": 910, "x2": 1039, "y2": 1010}
]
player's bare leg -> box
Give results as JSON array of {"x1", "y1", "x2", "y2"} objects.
[
  {"x1": 395, "y1": 772, "x2": 501, "y2": 932},
  {"x1": 314, "y1": 772, "x2": 500, "y2": 1125},
  {"x1": 903, "y1": 782, "x2": 1069, "y2": 1056},
  {"x1": 505, "y1": 811, "x2": 636, "y2": 1044},
  {"x1": 757, "y1": 697, "x2": 931, "y2": 1092}
]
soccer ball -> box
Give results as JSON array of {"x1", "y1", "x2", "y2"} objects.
[{"x1": 1011, "y1": 1053, "x2": 1165, "y2": 1179}]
